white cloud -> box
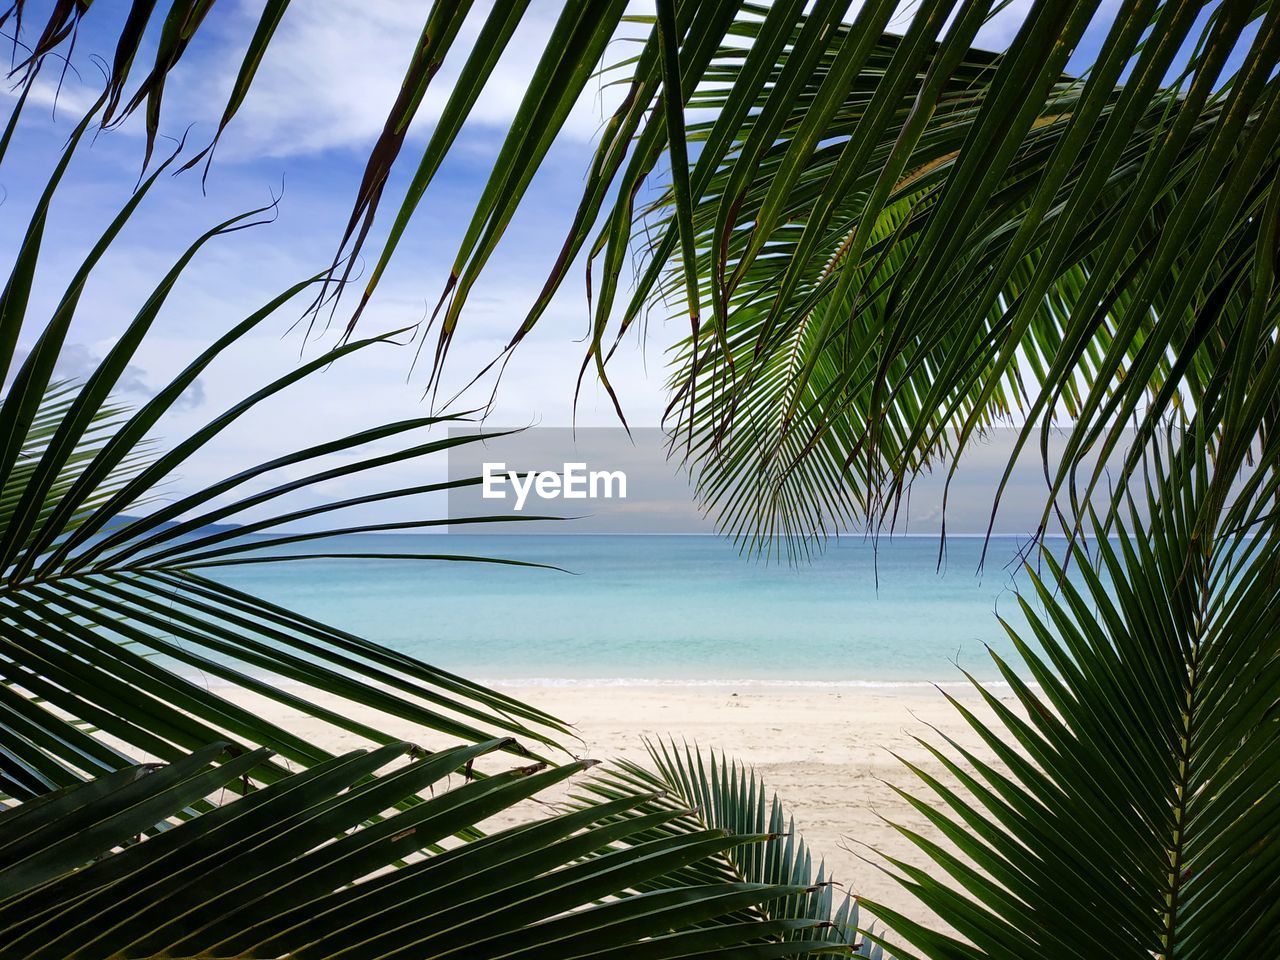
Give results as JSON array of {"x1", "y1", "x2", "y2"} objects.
[
  {"x1": 201, "y1": 0, "x2": 641, "y2": 160},
  {"x1": 0, "y1": 62, "x2": 100, "y2": 120},
  {"x1": 8, "y1": 342, "x2": 206, "y2": 410}
]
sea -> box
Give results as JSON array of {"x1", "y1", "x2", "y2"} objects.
[{"x1": 204, "y1": 533, "x2": 1079, "y2": 688}]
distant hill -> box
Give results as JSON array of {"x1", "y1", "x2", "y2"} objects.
[{"x1": 108, "y1": 515, "x2": 244, "y2": 536}]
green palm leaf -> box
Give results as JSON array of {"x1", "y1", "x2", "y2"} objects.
[
  {"x1": 0, "y1": 742, "x2": 846, "y2": 959},
  {"x1": 0, "y1": 369, "x2": 574, "y2": 797},
  {"x1": 0, "y1": 92, "x2": 573, "y2": 799},
  {"x1": 633, "y1": 0, "x2": 1280, "y2": 556},
  {"x1": 577, "y1": 739, "x2": 888, "y2": 958},
  {"x1": 862, "y1": 431, "x2": 1280, "y2": 959}
]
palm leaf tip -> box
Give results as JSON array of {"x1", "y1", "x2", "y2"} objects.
[{"x1": 573, "y1": 737, "x2": 887, "y2": 957}]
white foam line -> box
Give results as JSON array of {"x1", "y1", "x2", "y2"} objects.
[
  {"x1": 480, "y1": 676, "x2": 1038, "y2": 690},
  {"x1": 174, "y1": 670, "x2": 1038, "y2": 693}
]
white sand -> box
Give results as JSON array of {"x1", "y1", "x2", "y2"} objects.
[
  {"x1": 221, "y1": 681, "x2": 1011, "y2": 935},
  {"x1": 498, "y1": 684, "x2": 1003, "y2": 934}
]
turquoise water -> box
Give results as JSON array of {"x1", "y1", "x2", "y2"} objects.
[{"x1": 206, "y1": 534, "x2": 1070, "y2": 686}]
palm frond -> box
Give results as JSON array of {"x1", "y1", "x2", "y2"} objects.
[
  {"x1": 0, "y1": 92, "x2": 576, "y2": 800},
  {"x1": 577, "y1": 739, "x2": 889, "y2": 959},
  {"x1": 636, "y1": 0, "x2": 1280, "y2": 556},
  {"x1": 1, "y1": 338, "x2": 570, "y2": 800},
  {"x1": 0, "y1": 741, "x2": 848, "y2": 959},
  {"x1": 7, "y1": 4, "x2": 1279, "y2": 956},
  {"x1": 862, "y1": 429, "x2": 1280, "y2": 959}
]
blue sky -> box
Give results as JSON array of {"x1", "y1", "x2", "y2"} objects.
[
  {"x1": 2, "y1": 0, "x2": 1230, "y2": 535},
  {"x1": 4, "y1": 3, "x2": 682, "y2": 529}
]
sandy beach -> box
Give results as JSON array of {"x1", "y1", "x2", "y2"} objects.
[
  {"x1": 502, "y1": 684, "x2": 1003, "y2": 935},
  {"x1": 221, "y1": 682, "x2": 1009, "y2": 935}
]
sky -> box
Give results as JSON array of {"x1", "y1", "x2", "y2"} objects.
[{"x1": 0, "y1": 0, "x2": 1214, "y2": 538}]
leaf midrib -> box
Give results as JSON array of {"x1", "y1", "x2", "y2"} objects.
[{"x1": 1160, "y1": 551, "x2": 1211, "y2": 960}]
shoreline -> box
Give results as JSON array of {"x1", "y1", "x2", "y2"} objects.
[
  {"x1": 180, "y1": 666, "x2": 1027, "y2": 693},
  {"x1": 481, "y1": 676, "x2": 1023, "y2": 690}
]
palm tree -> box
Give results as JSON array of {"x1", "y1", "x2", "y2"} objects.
[{"x1": 3, "y1": 1, "x2": 1277, "y2": 957}]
